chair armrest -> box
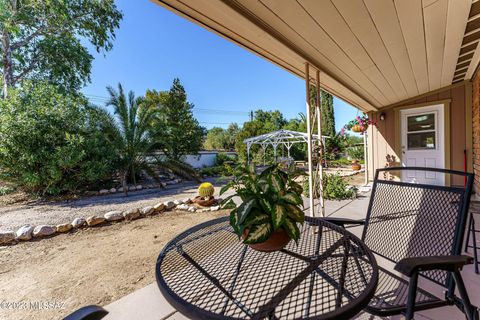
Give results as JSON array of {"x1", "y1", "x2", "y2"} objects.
[
  {"x1": 322, "y1": 217, "x2": 365, "y2": 228},
  {"x1": 394, "y1": 255, "x2": 474, "y2": 277},
  {"x1": 63, "y1": 305, "x2": 108, "y2": 320}
]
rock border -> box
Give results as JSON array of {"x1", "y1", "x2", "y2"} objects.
[
  {"x1": 0, "y1": 197, "x2": 222, "y2": 246},
  {"x1": 90, "y1": 179, "x2": 183, "y2": 197}
]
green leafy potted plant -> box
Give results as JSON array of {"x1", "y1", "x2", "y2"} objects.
[{"x1": 221, "y1": 164, "x2": 305, "y2": 252}]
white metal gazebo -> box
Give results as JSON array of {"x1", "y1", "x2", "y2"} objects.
[{"x1": 243, "y1": 129, "x2": 328, "y2": 164}]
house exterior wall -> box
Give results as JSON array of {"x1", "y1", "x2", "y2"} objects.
[{"x1": 367, "y1": 82, "x2": 472, "y2": 187}]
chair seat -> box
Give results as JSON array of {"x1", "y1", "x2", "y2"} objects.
[{"x1": 366, "y1": 266, "x2": 449, "y2": 316}]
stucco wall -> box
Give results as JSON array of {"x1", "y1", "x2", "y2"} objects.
[{"x1": 367, "y1": 82, "x2": 472, "y2": 187}]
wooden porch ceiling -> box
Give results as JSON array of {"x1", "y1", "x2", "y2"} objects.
[{"x1": 153, "y1": 0, "x2": 479, "y2": 112}]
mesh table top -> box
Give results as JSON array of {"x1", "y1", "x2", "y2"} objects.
[{"x1": 156, "y1": 216, "x2": 378, "y2": 320}]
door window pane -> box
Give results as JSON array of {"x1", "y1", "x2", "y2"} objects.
[
  {"x1": 407, "y1": 132, "x2": 436, "y2": 149},
  {"x1": 407, "y1": 113, "x2": 435, "y2": 132}
]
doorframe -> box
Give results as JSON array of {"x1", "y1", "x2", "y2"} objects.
[{"x1": 393, "y1": 99, "x2": 451, "y2": 171}]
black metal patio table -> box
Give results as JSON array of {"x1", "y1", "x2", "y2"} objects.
[{"x1": 155, "y1": 216, "x2": 378, "y2": 320}]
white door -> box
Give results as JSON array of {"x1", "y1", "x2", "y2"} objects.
[{"x1": 400, "y1": 104, "x2": 445, "y2": 185}]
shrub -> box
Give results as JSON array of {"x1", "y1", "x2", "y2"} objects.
[
  {"x1": 0, "y1": 82, "x2": 118, "y2": 195},
  {"x1": 215, "y1": 152, "x2": 237, "y2": 166},
  {"x1": 303, "y1": 173, "x2": 356, "y2": 200},
  {"x1": 346, "y1": 146, "x2": 365, "y2": 160}
]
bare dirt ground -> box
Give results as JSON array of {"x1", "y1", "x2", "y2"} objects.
[{"x1": 0, "y1": 209, "x2": 228, "y2": 320}]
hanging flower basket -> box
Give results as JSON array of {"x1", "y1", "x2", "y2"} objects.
[
  {"x1": 351, "y1": 124, "x2": 365, "y2": 133},
  {"x1": 341, "y1": 114, "x2": 376, "y2": 135}
]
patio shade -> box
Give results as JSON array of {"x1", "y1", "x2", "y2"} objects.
[{"x1": 153, "y1": 0, "x2": 477, "y2": 111}]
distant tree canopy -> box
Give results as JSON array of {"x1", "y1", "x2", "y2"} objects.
[
  {"x1": 204, "y1": 123, "x2": 240, "y2": 151},
  {"x1": 144, "y1": 78, "x2": 205, "y2": 160},
  {"x1": 0, "y1": 0, "x2": 123, "y2": 97}
]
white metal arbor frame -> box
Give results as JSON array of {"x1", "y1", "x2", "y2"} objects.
[{"x1": 243, "y1": 129, "x2": 328, "y2": 164}]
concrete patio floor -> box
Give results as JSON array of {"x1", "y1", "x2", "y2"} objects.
[{"x1": 102, "y1": 194, "x2": 480, "y2": 320}]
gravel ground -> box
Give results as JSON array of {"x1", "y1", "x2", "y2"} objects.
[{"x1": 0, "y1": 178, "x2": 229, "y2": 231}]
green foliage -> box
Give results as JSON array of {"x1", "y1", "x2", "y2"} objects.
[
  {"x1": 0, "y1": 0, "x2": 122, "y2": 94},
  {"x1": 235, "y1": 110, "x2": 287, "y2": 162},
  {"x1": 0, "y1": 185, "x2": 15, "y2": 196},
  {"x1": 215, "y1": 152, "x2": 237, "y2": 166},
  {"x1": 199, "y1": 166, "x2": 224, "y2": 177},
  {"x1": 346, "y1": 146, "x2": 365, "y2": 160},
  {"x1": 204, "y1": 124, "x2": 240, "y2": 151},
  {"x1": 144, "y1": 79, "x2": 205, "y2": 160},
  {"x1": 303, "y1": 173, "x2": 356, "y2": 200},
  {"x1": 221, "y1": 164, "x2": 305, "y2": 244},
  {"x1": 0, "y1": 82, "x2": 118, "y2": 195},
  {"x1": 96, "y1": 83, "x2": 199, "y2": 190}
]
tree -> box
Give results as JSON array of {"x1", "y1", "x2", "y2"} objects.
[
  {"x1": 235, "y1": 110, "x2": 287, "y2": 162},
  {"x1": 0, "y1": 0, "x2": 122, "y2": 97},
  {"x1": 154, "y1": 78, "x2": 205, "y2": 160},
  {"x1": 321, "y1": 91, "x2": 336, "y2": 138},
  {"x1": 0, "y1": 82, "x2": 118, "y2": 195},
  {"x1": 100, "y1": 83, "x2": 197, "y2": 195},
  {"x1": 204, "y1": 123, "x2": 240, "y2": 150},
  {"x1": 204, "y1": 127, "x2": 226, "y2": 150}
]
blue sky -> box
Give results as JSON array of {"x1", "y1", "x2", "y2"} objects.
[{"x1": 82, "y1": 0, "x2": 360, "y2": 131}]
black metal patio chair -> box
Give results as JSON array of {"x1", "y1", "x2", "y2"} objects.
[{"x1": 325, "y1": 167, "x2": 478, "y2": 320}]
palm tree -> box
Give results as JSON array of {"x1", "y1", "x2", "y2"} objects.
[{"x1": 90, "y1": 83, "x2": 197, "y2": 196}]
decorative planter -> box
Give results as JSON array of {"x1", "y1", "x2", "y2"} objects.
[
  {"x1": 351, "y1": 161, "x2": 361, "y2": 171},
  {"x1": 192, "y1": 195, "x2": 217, "y2": 207},
  {"x1": 351, "y1": 124, "x2": 365, "y2": 133},
  {"x1": 242, "y1": 228, "x2": 291, "y2": 252}
]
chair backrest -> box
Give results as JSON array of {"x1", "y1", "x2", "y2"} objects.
[{"x1": 362, "y1": 167, "x2": 474, "y2": 288}]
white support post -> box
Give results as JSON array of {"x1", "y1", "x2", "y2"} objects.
[
  {"x1": 247, "y1": 143, "x2": 251, "y2": 164},
  {"x1": 273, "y1": 142, "x2": 277, "y2": 162},
  {"x1": 364, "y1": 130, "x2": 369, "y2": 185},
  {"x1": 315, "y1": 70, "x2": 325, "y2": 217},
  {"x1": 305, "y1": 63, "x2": 315, "y2": 217}
]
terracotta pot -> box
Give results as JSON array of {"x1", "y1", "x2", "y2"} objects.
[
  {"x1": 351, "y1": 124, "x2": 365, "y2": 133},
  {"x1": 192, "y1": 196, "x2": 217, "y2": 207},
  {"x1": 351, "y1": 162, "x2": 361, "y2": 171},
  {"x1": 242, "y1": 228, "x2": 291, "y2": 252}
]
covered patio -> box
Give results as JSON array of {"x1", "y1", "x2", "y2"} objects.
[
  {"x1": 98, "y1": 192, "x2": 480, "y2": 320},
  {"x1": 65, "y1": 1, "x2": 480, "y2": 319}
]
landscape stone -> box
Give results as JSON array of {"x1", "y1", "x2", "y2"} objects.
[
  {"x1": 56, "y1": 223, "x2": 72, "y2": 233},
  {"x1": 109, "y1": 188, "x2": 117, "y2": 194},
  {"x1": 104, "y1": 211, "x2": 124, "y2": 221},
  {"x1": 176, "y1": 204, "x2": 189, "y2": 211},
  {"x1": 123, "y1": 208, "x2": 140, "y2": 220},
  {"x1": 117, "y1": 187, "x2": 124, "y2": 193},
  {"x1": 173, "y1": 199, "x2": 183, "y2": 205},
  {"x1": 99, "y1": 189, "x2": 109, "y2": 195},
  {"x1": 164, "y1": 201, "x2": 175, "y2": 210},
  {"x1": 86, "y1": 216, "x2": 106, "y2": 226},
  {"x1": 16, "y1": 225, "x2": 34, "y2": 240},
  {"x1": 210, "y1": 205, "x2": 221, "y2": 211},
  {"x1": 153, "y1": 203, "x2": 166, "y2": 212},
  {"x1": 0, "y1": 231, "x2": 15, "y2": 244},
  {"x1": 128, "y1": 186, "x2": 136, "y2": 191},
  {"x1": 71, "y1": 217, "x2": 86, "y2": 228},
  {"x1": 141, "y1": 206, "x2": 154, "y2": 215},
  {"x1": 33, "y1": 225, "x2": 56, "y2": 237},
  {"x1": 136, "y1": 185, "x2": 143, "y2": 190},
  {"x1": 188, "y1": 206, "x2": 196, "y2": 213}
]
